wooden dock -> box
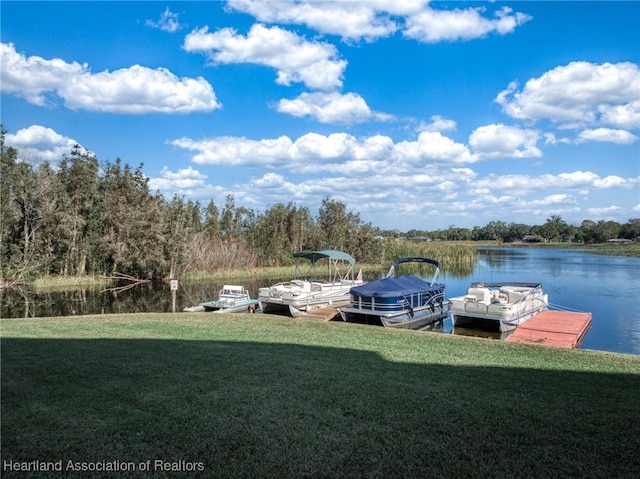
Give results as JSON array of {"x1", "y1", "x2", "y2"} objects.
[
  {"x1": 505, "y1": 310, "x2": 592, "y2": 349},
  {"x1": 300, "y1": 304, "x2": 345, "y2": 322}
]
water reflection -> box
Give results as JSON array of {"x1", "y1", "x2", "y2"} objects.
[
  {"x1": 451, "y1": 326, "x2": 512, "y2": 341},
  {"x1": 2, "y1": 248, "x2": 639, "y2": 356},
  {"x1": 1, "y1": 282, "x2": 178, "y2": 318}
]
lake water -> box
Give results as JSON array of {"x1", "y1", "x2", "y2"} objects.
[
  {"x1": 443, "y1": 247, "x2": 640, "y2": 355},
  {"x1": 2, "y1": 247, "x2": 639, "y2": 356}
]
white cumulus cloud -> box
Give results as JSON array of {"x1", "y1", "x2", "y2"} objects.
[
  {"x1": 171, "y1": 130, "x2": 478, "y2": 170},
  {"x1": 183, "y1": 24, "x2": 346, "y2": 90},
  {"x1": 586, "y1": 205, "x2": 624, "y2": 217},
  {"x1": 469, "y1": 124, "x2": 542, "y2": 159},
  {"x1": 227, "y1": 0, "x2": 403, "y2": 42},
  {"x1": 4, "y1": 125, "x2": 88, "y2": 163},
  {"x1": 495, "y1": 61, "x2": 640, "y2": 129},
  {"x1": 227, "y1": 1, "x2": 531, "y2": 43},
  {"x1": 473, "y1": 170, "x2": 636, "y2": 195},
  {"x1": 395, "y1": 131, "x2": 476, "y2": 164},
  {"x1": 528, "y1": 194, "x2": 575, "y2": 207},
  {"x1": 419, "y1": 115, "x2": 457, "y2": 133},
  {"x1": 170, "y1": 135, "x2": 295, "y2": 167},
  {"x1": 1, "y1": 42, "x2": 220, "y2": 113},
  {"x1": 404, "y1": 5, "x2": 531, "y2": 43},
  {"x1": 148, "y1": 166, "x2": 222, "y2": 198},
  {"x1": 576, "y1": 128, "x2": 638, "y2": 144},
  {"x1": 598, "y1": 100, "x2": 640, "y2": 130},
  {"x1": 276, "y1": 91, "x2": 392, "y2": 124}
]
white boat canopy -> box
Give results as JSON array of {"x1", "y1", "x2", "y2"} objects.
[{"x1": 292, "y1": 250, "x2": 357, "y2": 281}]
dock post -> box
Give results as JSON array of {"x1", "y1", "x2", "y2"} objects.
[{"x1": 170, "y1": 279, "x2": 179, "y2": 313}]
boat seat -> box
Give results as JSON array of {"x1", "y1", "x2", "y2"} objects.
[
  {"x1": 467, "y1": 287, "x2": 491, "y2": 304},
  {"x1": 508, "y1": 292, "x2": 524, "y2": 303}
]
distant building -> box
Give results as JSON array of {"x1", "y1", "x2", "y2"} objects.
[
  {"x1": 607, "y1": 238, "x2": 632, "y2": 244},
  {"x1": 408, "y1": 236, "x2": 431, "y2": 242},
  {"x1": 522, "y1": 235, "x2": 544, "y2": 243}
]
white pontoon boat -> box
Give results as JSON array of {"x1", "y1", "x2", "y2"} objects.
[
  {"x1": 449, "y1": 282, "x2": 548, "y2": 332},
  {"x1": 258, "y1": 250, "x2": 363, "y2": 316}
]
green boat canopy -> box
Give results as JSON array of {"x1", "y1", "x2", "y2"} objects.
[{"x1": 293, "y1": 250, "x2": 356, "y2": 265}]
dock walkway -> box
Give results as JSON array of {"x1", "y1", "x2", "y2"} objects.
[
  {"x1": 300, "y1": 304, "x2": 346, "y2": 322},
  {"x1": 505, "y1": 310, "x2": 592, "y2": 349}
]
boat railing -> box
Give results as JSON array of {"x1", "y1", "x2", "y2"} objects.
[
  {"x1": 508, "y1": 285, "x2": 544, "y2": 305},
  {"x1": 496, "y1": 288, "x2": 548, "y2": 319},
  {"x1": 464, "y1": 284, "x2": 544, "y2": 305},
  {"x1": 352, "y1": 290, "x2": 445, "y2": 313},
  {"x1": 351, "y1": 298, "x2": 407, "y2": 313}
]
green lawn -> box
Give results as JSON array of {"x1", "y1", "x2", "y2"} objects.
[{"x1": 2, "y1": 313, "x2": 639, "y2": 478}]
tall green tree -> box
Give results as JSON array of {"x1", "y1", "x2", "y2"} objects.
[
  {"x1": 582, "y1": 220, "x2": 621, "y2": 244},
  {"x1": 505, "y1": 223, "x2": 530, "y2": 242},
  {"x1": 475, "y1": 220, "x2": 508, "y2": 241},
  {"x1": 540, "y1": 215, "x2": 573, "y2": 242},
  {"x1": 619, "y1": 218, "x2": 640, "y2": 239},
  {"x1": 316, "y1": 197, "x2": 380, "y2": 262},
  {"x1": 97, "y1": 159, "x2": 164, "y2": 276},
  {"x1": 317, "y1": 197, "x2": 350, "y2": 250},
  {"x1": 445, "y1": 225, "x2": 472, "y2": 241},
  {"x1": 346, "y1": 221, "x2": 382, "y2": 263},
  {"x1": 3, "y1": 158, "x2": 61, "y2": 278},
  {"x1": 234, "y1": 205, "x2": 255, "y2": 238},
  {"x1": 0, "y1": 131, "x2": 26, "y2": 278},
  {"x1": 163, "y1": 196, "x2": 204, "y2": 278},
  {"x1": 250, "y1": 203, "x2": 294, "y2": 265},
  {"x1": 204, "y1": 200, "x2": 220, "y2": 240},
  {"x1": 31, "y1": 162, "x2": 60, "y2": 275},
  {"x1": 287, "y1": 204, "x2": 316, "y2": 254},
  {"x1": 56, "y1": 147, "x2": 101, "y2": 275},
  {"x1": 220, "y1": 194, "x2": 236, "y2": 240}
]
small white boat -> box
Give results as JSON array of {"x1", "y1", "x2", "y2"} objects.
[
  {"x1": 258, "y1": 250, "x2": 364, "y2": 316},
  {"x1": 449, "y1": 282, "x2": 548, "y2": 332},
  {"x1": 183, "y1": 285, "x2": 258, "y2": 313}
]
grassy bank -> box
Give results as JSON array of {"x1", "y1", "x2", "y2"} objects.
[
  {"x1": 576, "y1": 242, "x2": 640, "y2": 257},
  {"x1": 31, "y1": 275, "x2": 110, "y2": 291},
  {"x1": 2, "y1": 314, "x2": 639, "y2": 478},
  {"x1": 507, "y1": 241, "x2": 640, "y2": 258}
]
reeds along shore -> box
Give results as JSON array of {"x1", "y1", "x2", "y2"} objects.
[
  {"x1": 184, "y1": 241, "x2": 480, "y2": 281},
  {"x1": 27, "y1": 241, "x2": 479, "y2": 287},
  {"x1": 380, "y1": 241, "x2": 478, "y2": 277}
]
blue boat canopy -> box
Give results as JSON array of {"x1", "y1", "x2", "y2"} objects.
[
  {"x1": 350, "y1": 275, "x2": 442, "y2": 299},
  {"x1": 391, "y1": 257, "x2": 440, "y2": 269},
  {"x1": 293, "y1": 250, "x2": 356, "y2": 265}
]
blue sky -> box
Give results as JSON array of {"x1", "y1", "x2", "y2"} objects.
[{"x1": 2, "y1": 1, "x2": 639, "y2": 231}]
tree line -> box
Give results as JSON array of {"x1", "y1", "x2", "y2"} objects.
[
  {"x1": 2, "y1": 128, "x2": 637, "y2": 282},
  {"x1": 400, "y1": 215, "x2": 639, "y2": 244},
  {"x1": 1, "y1": 130, "x2": 382, "y2": 282}
]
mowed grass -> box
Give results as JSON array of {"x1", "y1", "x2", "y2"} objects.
[{"x1": 2, "y1": 314, "x2": 639, "y2": 478}]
